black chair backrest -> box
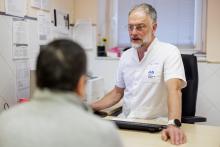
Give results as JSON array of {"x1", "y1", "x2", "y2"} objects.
[{"x1": 181, "y1": 54, "x2": 198, "y2": 117}]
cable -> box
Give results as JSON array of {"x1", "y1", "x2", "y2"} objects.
[{"x1": 4, "y1": 103, "x2": 10, "y2": 110}]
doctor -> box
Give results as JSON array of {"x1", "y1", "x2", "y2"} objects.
[{"x1": 91, "y1": 3, "x2": 187, "y2": 145}]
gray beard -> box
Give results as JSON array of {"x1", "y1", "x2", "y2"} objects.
[
  {"x1": 131, "y1": 36, "x2": 148, "y2": 49},
  {"x1": 131, "y1": 43, "x2": 142, "y2": 49}
]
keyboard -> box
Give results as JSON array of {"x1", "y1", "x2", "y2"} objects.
[{"x1": 111, "y1": 120, "x2": 167, "y2": 133}]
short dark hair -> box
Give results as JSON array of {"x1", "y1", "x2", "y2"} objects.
[
  {"x1": 129, "y1": 3, "x2": 157, "y2": 23},
  {"x1": 36, "y1": 39, "x2": 87, "y2": 91}
]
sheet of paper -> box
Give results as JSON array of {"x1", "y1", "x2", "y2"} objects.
[
  {"x1": 41, "y1": 0, "x2": 50, "y2": 11},
  {"x1": 31, "y1": 0, "x2": 41, "y2": 9},
  {"x1": 52, "y1": 26, "x2": 71, "y2": 40},
  {"x1": 29, "y1": 45, "x2": 40, "y2": 70},
  {"x1": 28, "y1": 19, "x2": 40, "y2": 70},
  {"x1": 31, "y1": 0, "x2": 50, "y2": 11},
  {"x1": 5, "y1": 0, "x2": 27, "y2": 17},
  {"x1": 13, "y1": 45, "x2": 29, "y2": 59},
  {"x1": 37, "y1": 11, "x2": 51, "y2": 45},
  {"x1": 72, "y1": 20, "x2": 93, "y2": 50},
  {"x1": 13, "y1": 18, "x2": 28, "y2": 45},
  {"x1": 56, "y1": 10, "x2": 68, "y2": 30},
  {"x1": 12, "y1": 18, "x2": 29, "y2": 59},
  {"x1": 15, "y1": 60, "x2": 30, "y2": 100}
]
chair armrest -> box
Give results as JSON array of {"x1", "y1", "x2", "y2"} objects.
[{"x1": 181, "y1": 116, "x2": 207, "y2": 124}]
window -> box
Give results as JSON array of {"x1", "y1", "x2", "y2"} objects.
[{"x1": 99, "y1": 0, "x2": 207, "y2": 53}]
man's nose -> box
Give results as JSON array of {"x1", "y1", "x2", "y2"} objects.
[{"x1": 130, "y1": 28, "x2": 138, "y2": 35}]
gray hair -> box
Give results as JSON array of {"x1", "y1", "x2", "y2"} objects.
[{"x1": 129, "y1": 3, "x2": 157, "y2": 23}]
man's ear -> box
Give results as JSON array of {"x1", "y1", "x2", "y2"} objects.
[
  {"x1": 153, "y1": 23, "x2": 157, "y2": 34},
  {"x1": 75, "y1": 75, "x2": 86, "y2": 99}
]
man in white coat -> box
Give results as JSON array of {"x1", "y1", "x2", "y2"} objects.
[{"x1": 92, "y1": 3, "x2": 187, "y2": 145}]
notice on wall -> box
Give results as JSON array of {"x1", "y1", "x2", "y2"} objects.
[
  {"x1": 37, "y1": 11, "x2": 51, "y2": 45},
  {"x1": 15, "y1": 60, "x2": 30, "y2": 100},
  {"x1": 5, "y1": 0, "x2": 27, "y2": 17},
  {"x1": 31, "y1": 0, "x2": 50, "y2": 11},
  {"x1": 51, "y1": 26, "x2": 71, "y2": 40},
  {"x1": 28, "y1": 18, "x2": 40, "y2": 70},
  {"x1": 73, "y1": 20, "x2": 93, "y2": 50},
  {"x1": 13, "y1": 45, "x2": 29, "y2": 59},
  {"x1": 41, "y1": 0, "x2": 50, "y2": 11},
  {"x1": 31, "y1": 0, "x2": 41, "y2": 9},
  {"x1": 13, "y1": 18, "x2": 28, "y2": 45},
  {"x1": 12, "y1": 18, "x2": 29, "y2": 59}
]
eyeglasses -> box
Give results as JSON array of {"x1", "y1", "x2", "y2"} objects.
[{"x1": 128, "y1": 24, "x2": 147, "y2": 32}]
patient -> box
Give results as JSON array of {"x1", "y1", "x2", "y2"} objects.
[{"x1": 0, "y1": 39, "x2": 122, "y2": 147}]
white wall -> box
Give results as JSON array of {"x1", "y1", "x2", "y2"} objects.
[
  {"x1": 206, "y1": 0, "x2": 220, "y2": 62},
  {"x1": 73, "y1": 0, "x2": 98, "y2": 24},
  {"x1": 196, "y1": 62, "x2": 220, "y2": 126},
  {"x1": 86, "y1": 50, "x2": 119, "y2": 92}
]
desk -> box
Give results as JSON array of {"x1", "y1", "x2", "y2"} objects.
[{"x1": 106, "y1": 117, "x2": 220, "y2": 147}]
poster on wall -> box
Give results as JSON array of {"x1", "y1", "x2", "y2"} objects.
[
  {"x1": 31, "y1": 0, "x2": 41, "y2": 9},
  {"x1": 41, "y1": 0, "x2": 50, "y2": 11},
  {"x1": 15, "y1": 60, "x2": 30, "y2": 100},
  {"x1": 72, "y1": 20, "x2": 93, "y2": 50},
  {"x1": 37, "y1": 11, "x2": 51, "y2": 45},
  {"x1": 12, "y1": 18, "x2": 29, "y2": 59},
  {"x1": 31, "y1": 0, "x2": 50, "y2": 11},
  {"x1": 5, "y1": 0, "x2": 27, "y2": 17},
  {"x1": 12, "y1": 18, "x2": 28, "y2": 45}
]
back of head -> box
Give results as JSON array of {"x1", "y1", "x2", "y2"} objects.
[
  {"x1": 36, "y1": 39, "x2": 87, "y2": 92},
  {"x1": 129, "y1": 3, "x2": 157, "y2": 23}
]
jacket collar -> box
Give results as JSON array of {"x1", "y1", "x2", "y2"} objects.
[{"x1": 32, "y1": 88, "x2": 92, "y2": 112}]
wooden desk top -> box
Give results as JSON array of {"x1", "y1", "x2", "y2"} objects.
[{"x1": 106, "y1": 116, "x2": 220, "y2": 147}]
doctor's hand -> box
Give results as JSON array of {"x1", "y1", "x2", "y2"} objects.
[{"x1": 161, "y1": 125, "x2": 186, "y2": 145}]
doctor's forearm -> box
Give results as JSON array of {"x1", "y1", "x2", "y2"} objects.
[
  {"x1": 167, "y1": 89, "x2": 182, "y2": 120},
  {"x1": 91, "y1": 89, "x2": 122, "y2": 111}
]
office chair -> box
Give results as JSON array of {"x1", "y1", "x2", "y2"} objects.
[
  {"x1": 102, "y1": 54, "x2": 207, "y2": 124},
  {"x1": 181, "y1": 54, "x2": 206, "y2": 123}
]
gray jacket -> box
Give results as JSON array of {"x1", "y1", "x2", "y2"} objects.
[{"x1": 0, "y1": 89, "x2": 123, "y2": 147}]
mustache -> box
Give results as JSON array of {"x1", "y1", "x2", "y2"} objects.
[{"x1": 131, "y1": 36, "x2": 141, "y2": 40}]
